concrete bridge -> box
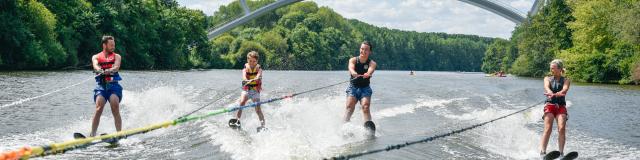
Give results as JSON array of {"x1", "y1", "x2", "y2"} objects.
[{"x1": 208, "y1": 0, "x2": 547, "y2": 39}]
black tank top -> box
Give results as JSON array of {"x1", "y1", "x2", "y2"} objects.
[
  {"x1": 546, "y1": 76, "x2": 566, "y2": 105},
  {"x1": 350, "y1": 57, "x2": 371, "y2": 88}
]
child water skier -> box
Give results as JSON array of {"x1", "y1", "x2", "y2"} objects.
[{"x1": 228, "y1": 51, "x2": 267, "y2": 132}]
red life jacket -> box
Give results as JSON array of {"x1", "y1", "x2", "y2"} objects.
[
  {"x1": 97, "y1": 51, "x2": 117, "y2": 81},
  {"x1": 243, "y1": 65, "x2": 262, "y2": 92}
]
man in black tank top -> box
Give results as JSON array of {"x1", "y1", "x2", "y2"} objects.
[{"x1": 344, "y1": 41, "x2": 378, "y2": 134}]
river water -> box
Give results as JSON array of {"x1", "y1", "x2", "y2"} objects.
[{"x1": 1, "y1": 70, "x2": 638, "y2": 159}]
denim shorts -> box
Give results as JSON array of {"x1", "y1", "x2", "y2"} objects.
[
  {"x1": 346, "y1": 85, "x2": 372, "y2": 100},
  {"x1": 94, "y1": 82, "x2": 122, "y2": 103}
]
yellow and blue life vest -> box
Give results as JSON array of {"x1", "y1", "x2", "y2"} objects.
[{"x1": 242, "y1": 65, "x2": 261, "y2": 92}]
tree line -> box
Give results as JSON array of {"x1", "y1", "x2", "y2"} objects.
[
  {"x1": 481, "y1": 0, "x2": 640, "y2": 84},
  {"x1": 1, "y1": 0, "x2": 213, "y2": 70},
  {"x1": 209, "y1": 1, "x2": 494, "y2": 71},
  {"x1": 1, "y1": 0, "x2": 494, "y2": 71}
]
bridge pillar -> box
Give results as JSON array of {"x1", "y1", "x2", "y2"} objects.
[
  {"x1": 240, "y1": 0, "x2": 251, "y2": 15},
  {"x1": 528, "y1": 0, "x2": 546, "y2": 17}
]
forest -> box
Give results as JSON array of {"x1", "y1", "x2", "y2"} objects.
[
  {"x1": 481, "y1": 0, "x2": 640, "y2": 84},
  {"x1": 1, "y1": 0, "x2": 493, "y2": 72},
  {"x1": 7, "y1": 0, "x2": 634, "y2": 84}
]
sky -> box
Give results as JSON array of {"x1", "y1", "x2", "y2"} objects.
[{"x1": 175, "y1": 0, "x2": 534, "y2": 39}]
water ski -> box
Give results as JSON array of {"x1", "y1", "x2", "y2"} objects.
[
  {"x1": 228, "y1": 119, "x2": 241, "y2": 130},
  {"x1": 73, "y1": 132, "x2": 86, "y2": 139},
  {"x1": 73, "y1": 132, "x2": 119, "y2": 146},
  {"x1": 364, "y1": 121, "x2": 376, "y2": 138},
  {"x1": 543, "y1": 151, "x2": 561, "y2": 160},
  {"x1": 100, "y1": 133, "x2": 120, "y2": 146},
  {"x1": 256, "y1": 126, "x2": 269, "y2": 133},
  {"x1": 560, "y1": 152, "x2": 578, "y2": 160}
]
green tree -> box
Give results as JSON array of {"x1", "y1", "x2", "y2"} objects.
[
  {"x1": 258, "y1": 29, "x2": 289, "y2": 69},
  {"x1": 277, "y1": 11, "x2": 305, "y2": 29},
  {"x1": 41, "y1": 0, "x2": 99, "y2": 68},
  {"x1": 560, "y1": 0, "x2": 639, "y2": 83},
  {"x1": 633, "y1": 61, "x2": 640, "y2": 84},
  {"x1": 232, "y1": 40, "x2": 268, "y2": 69},
  {"x1": 289, "y1": 25, "x2": 327, "y2": 70},
  {"x1": 510, "y1": 0, "x2": 573, "y2": 77},
  {"x1": 2, "y1": 0, "x2": 496, "y2": 71},
  {"x1": 319, "y1": 27, "x2": 349, "y2": 70},
  {"x1": 210, "y1": 34, "x2": 236, "y2": 68},
  {"x1": 0, "y1": 0, "x2": 65, "y2": 69}
]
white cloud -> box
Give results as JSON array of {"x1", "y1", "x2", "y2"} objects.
[
  {"x1": 176, "y1": 0, "x2": 534, "y2": 39},
  {"x1": 175, "y1": 0, "x2": 234, "y2": 15},
  {"x1": 510, "y1": 0, "x2": 535, "y2": 12}
]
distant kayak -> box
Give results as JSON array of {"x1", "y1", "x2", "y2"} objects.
[
  {"x1": 485, "y1": 74, "x2": 507, "y2": 77},
  {"x1": 487, "y1": 71, "x2": 507, "y2": 77}
]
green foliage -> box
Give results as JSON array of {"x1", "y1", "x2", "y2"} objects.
[
  {"x1": 285, "y1": 1, "x2": 319, "y2": 14},
  {"x1": 209, "y1": 1, "x2": 493, "y2": 71},
  {"x1": 319, "y1": 27, "x2": 350, "y2": 70},
  {"x1": 210, "y1": 34, "x2": 235, "y2": 68},
  {"x1": 559, "y1": 0, "x2": 640, "y2": 83},
  {"x1": 209, "y1": 0, "x2": 279, "y2": 29},
  {"x1": 1, "y1": 0, "x2": 216, "y2": 70},
  {"x1": 0, "y1": 0, "x2": 66, "y2": 69},
  {"x1": 258, "y1": 29, "x2": 289, "y2": 69},
  {"x1": 41, "y1": 0, "x2": 99, "y2": 68},
  {"x1": 481, "y1": 39, "x2": 516, "y2": 73},
  {"x1": 277, "y1": 11, "x2": 305, "y2": 29},
  {"x1": 289, "y1": 25, "x2": 327, "y2": 70},
  {"x1": 634, "y1": 60, "x2": 640, "y2": 84},
  {"x1": 89, "y1": 0, "x2": 214, "y2": 69},
  {"x1": 482, "y1": 0, "x2": 640, "y2": 84},
  {"x1": 223, "y1": 40, "x2": 268, "y2": 68},
  {"x1": 3, "y1": 0, "x2": 494, "y2": 71},
  {"x1": 209, "y1": 0, "x2": 245, "y2": 28},
  {"x1": 507, "y1": 0, "x2": 573, "y2": 77}
]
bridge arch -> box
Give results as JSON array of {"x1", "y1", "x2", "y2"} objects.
[{"x1": 208, "y1": 0, "x2": 543, "y2": 39}]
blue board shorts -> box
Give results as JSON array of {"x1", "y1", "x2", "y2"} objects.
[
  {"x1": 94, "y1": 82, "x2": 123, "y2": 103},
  {"x1": 346, "y1": 85, "x2": 372, "y2": 100}
]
